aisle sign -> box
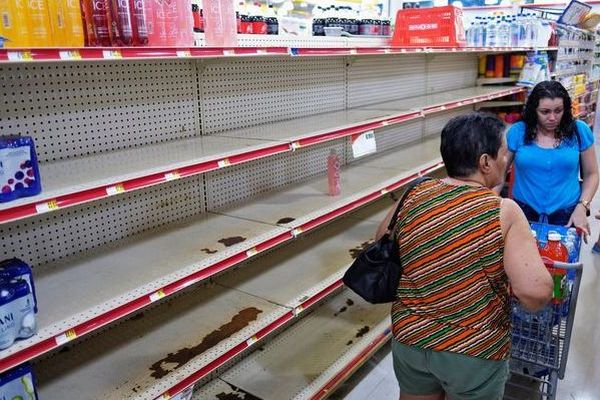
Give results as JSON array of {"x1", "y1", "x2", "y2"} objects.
[{"x1": 351, "y1": 130, "x2": 377, "y2": 158}]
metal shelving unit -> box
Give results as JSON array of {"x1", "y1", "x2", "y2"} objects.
[{"x1": 0, "y1": 38, "x2": 544, "y2": 398}]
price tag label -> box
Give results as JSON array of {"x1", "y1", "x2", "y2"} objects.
[
  {"x1": 246, "y1": 335, "x2": 258, "y2": 346},
  {"x1": 158, "y1": 394, "x2": 171, "y2": 400},
  {"x1": 246, "y1": 247, "x2": 258, "y2": 257},
  {"x1": 176, "y1": 50, "x2": 192, "y2": 58},
  {"x1": 7, "y1": 51, "x2": 33, "y2": 61},
  {"x1": 256, "y1": 49, "x2": 267, "y2": 54},
  {"x1": 381, "y1": 189, "x2": 389, "y2": 195},
  {"x1": 223, "y1": 49, "x2": 235, "y2": 56},
  {"x1": 351, "y1": 130, "x2": 377, "y2": 158},
  {"x1": 36, "y1": 199, "x2": 59, "y2": 214},
  {"x1": 292, "y1": 228, "x2": 303, "y2": 238},
  {"x1": 164, "y1": 172, "x2": 180, "y2": 181},
  {"x1": 349, "y1": 49, "x2": 357, "y2": 55},
  {"x1": 384, "y1": 48, "x2": 392, "y2": 54},
  {"x1": 55, "y1": 329, "x2": 77, "y2": 345},
  {"x1": 290, "y1": 141, "x2": 301, "y2": 151},
  {"x1": 293, "y1": 305, "x2": 304, "y2": 316},
  {"x1": 59, "y1": 50, "x2": 82, "y2": 60},
  {"x1": 150, "y1": 289, "x2": 166, "y2": 302},
  {"x1": 106, "y1": 184, "x2": 125, "y2": 196},
  {"x1": 217, "y1": 159, "x2": 231, "y2": 168},
  {"x1": 102, "y1": 50, "x2": 122, "y2": 59}
]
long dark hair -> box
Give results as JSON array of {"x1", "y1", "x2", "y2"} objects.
[{"x1": 522, "y1": 80, "x2": 576, "y2": 144}]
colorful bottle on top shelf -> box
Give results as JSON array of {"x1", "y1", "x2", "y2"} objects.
[
  {"x1": 108, "y1": 0, "x2": 134, "y2": 46},
  {"x1": 80, "y1": 0, "x2": 113, "y2": 46},
  {"x1": 60, "y1": 0, "x2": 86, "y2": 47},
  {"x1": 130, "y1": 0, "x2": 149, "y2": 45},
  {"x1": 25, "y1": 0, "x2": 54, "y2": 47},
  {"x1": 0, "y1": 0, "x2": 30, "y2": 47}
]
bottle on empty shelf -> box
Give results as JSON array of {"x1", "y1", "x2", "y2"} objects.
[
  {"x1": 327, "y1": 149, "x2": 341, "y2": 196},
  {"x1": 497, "y1": 17, "x2": 510, "y2": 47},
  {"x1": 485, "y1": 18, "x2": 497, "y2": 47}
]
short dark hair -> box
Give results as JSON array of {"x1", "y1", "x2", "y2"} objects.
[
  {"x1": 440, "y1": 112, "x2": 505, "y2": 178},
  {"x1": 522, "y1": 80, "x2": 576, "y2": 144}
]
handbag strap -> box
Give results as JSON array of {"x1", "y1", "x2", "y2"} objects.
[{"x1": 386, "y1": 176, "x2": 432, "y2": 233}]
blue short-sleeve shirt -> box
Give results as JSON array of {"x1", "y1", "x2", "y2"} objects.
[{"x1": 507, "y1": 120, "x2": 594, "y2": 215}]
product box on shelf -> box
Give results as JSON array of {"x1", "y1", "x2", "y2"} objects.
[
  {"x1": 0, "y1": 278, "x2": 37, "y2": 350},
  {"x1": 0, "y1": 259, "x2": 38, "y2": 313},
  {"x1": 0, "y1": 363, "x2": 38, "y2": 400},
  {"x1": 391, "y1": 6, "x2": 466, "y2": 47},
  {"x1": 0, "y1": 135, "x2": 41, "y2": 203}
]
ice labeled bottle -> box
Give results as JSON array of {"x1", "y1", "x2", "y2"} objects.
[
  {"x1": 25, "y1": 0, "x2": 55, "y2": 47},
  {"x1": 130, "y1": 0, "x2": 148, "y2": 45},
  {"x1": 109, "y1": 0, "x2": 134, "y2": 46},
  {"x1": 0, "y1": 0, "x2": 31, "y2": 47}
]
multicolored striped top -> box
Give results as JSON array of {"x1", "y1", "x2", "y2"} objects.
[{"x1": 391, "y1": 179, "x2": 510, "y2": 360}]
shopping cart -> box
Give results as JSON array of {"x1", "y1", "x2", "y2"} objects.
[{"x1": 505, "y1": 258, "x2": 584, "y2": 400}]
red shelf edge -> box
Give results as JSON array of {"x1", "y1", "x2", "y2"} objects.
[{"x1": 309, "y1": 329, "x2": 392, "y2": 400}]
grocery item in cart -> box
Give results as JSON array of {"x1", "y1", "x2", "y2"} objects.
[
  {"x1": 0, "y1": 363, "x2": 38, "y2": 400},
  {"x1": 0, "y1": 278, "x2": 37, "y2": 349},
  {"x1": 0, "y1": 135, "x2": 42, "y2": 203},
  {"x1": 540, "y1": 232, "x2": 568, "y2": 304}
]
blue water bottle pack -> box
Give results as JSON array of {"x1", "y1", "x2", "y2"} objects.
[
  {"x1": 0, "y1": 279, "x2": 37, "y2": 350},
  {"x1": 0, "y1": 363, "x2": 38, "y2": 400},
  {"x1": 0, "y1": 259, "x2": 38, "y2": 313},
  {"x1": 0, "y1": 135, "x2": 42, "y2": 203}
]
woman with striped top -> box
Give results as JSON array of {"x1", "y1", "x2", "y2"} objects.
[{"x1": 376, "y1": 113, "x2": 553, "y2": 400}]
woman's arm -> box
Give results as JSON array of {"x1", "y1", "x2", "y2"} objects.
[
  {"x1": 493, "y1": 150, "x2": 515, "y2": 196},
  {"x1": 567, "y1": 145, "x2": 599, "y2": 241}
]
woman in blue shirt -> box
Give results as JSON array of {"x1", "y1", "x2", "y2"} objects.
[{"x1": 504, "y1": 81, "x2": 598, "y2": 241}]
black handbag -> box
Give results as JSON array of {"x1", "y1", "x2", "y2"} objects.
[{"x1": 342, "y1": 177, "x2": 431, "y2": 304}]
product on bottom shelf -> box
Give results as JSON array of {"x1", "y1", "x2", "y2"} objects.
[
  {"x1": 0, "y1": 364, "x2": 38, "y2": 400},
  {"x1": 0, "y1": 136, "x2": 41, "y2": 203},
  {"x1": 0, "y1": 278, "x2": 37, "y2": 350}
]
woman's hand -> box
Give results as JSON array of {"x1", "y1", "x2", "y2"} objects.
[{"x1": 567, "y1": 204, "x2": 590, "y2": 243}]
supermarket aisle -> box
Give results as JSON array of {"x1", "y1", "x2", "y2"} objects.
[{"x1": 331, "y1": 136, "x2": 600, "y2": 400}]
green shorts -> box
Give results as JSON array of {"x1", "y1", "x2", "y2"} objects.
[{"x1": 392, "y1": 340, "x2": 509, "y2": 400}]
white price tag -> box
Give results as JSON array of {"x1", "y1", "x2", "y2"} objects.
[
  {"x1": 293, "y1": 305, "x2": 304, "y2": 316},
  {"x1": 217, "y1": 159, "x2": 231, "y2": 168},
  {"x1": 35, "y1": 200, "x2": 58, "y2": 214},
  {"x1": 351, "y1": 130, "x2": 377, "y2": 158},
  {"x1": 246, "y1": 247, "x2": 258, "y2": 257},
  {"x1": 7, "y1": 51, "x2": 33, "y2": 61},
  {"x1": 106, "y1": 184, "x2": 125, "y2": 196},
  {"x1": 223, "y1": 49, "x2": 235, "y2": 56},
  {"x1": 349, "y1": 49, "x2": 357, "y2": 55},
  {"x1": 292, "y1": 228, "x2": 303, "y2": 238},
  {"x1": 257, "y1": 49, "x2": 267, "y2": 54},
  {"x1": 176, "y1": 50, "x2": 192, "y2": 58},
  {"x1": 164, "y1": 172, "x2": 180, "y2": 181},
  {"x1": 384, "y1": 48, "x2": 392, "y2": 54},
  {"x1": 102, "y1": 50, "x2": 122, "y2": 59},
  {"x1": 440, "y1": 105, "x2": 447, "y2": 110},
  {"x1": 150, "y1": 289, "x2": 166, "y2": 302},
  {"x1": 246, "y1": 335, "x2": 258, "y2": 346},
  {"x1": 59, "y1": 50, "x2": 82, "y2": 60},
  {"x1": 381, "y1": 189, "x2": 389, "y2": 195},
  {"x1": 55, "y1": 329, "x2": 77, "y2": 345},
  {"x1": 290, "y1": 142, "x2": 301, "y2": 151}
]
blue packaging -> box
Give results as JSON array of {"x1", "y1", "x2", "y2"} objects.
[
  {"x1": 0, "y1": 135, "x2": 42, "y2": 203},
  {"x1": 0, "y1": 279, "x2": 36, "y2": 350},
  {"x1": 0, "y1": 259, "x2": 37, "y2": 313},
  {"x1": 0, "y1": 363, "x2": 38, "y2": 400}
]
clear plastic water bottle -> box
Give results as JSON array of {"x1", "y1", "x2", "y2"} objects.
[
  {"x1": 497, "y1": 17, "x2": 510, "y2": 47},
  {"x1": 466, "y1": 22, "x2": 476, "y2": 47},
  {"x1": 475, "y1": 19, "x2": 486, "y2": 48},
  {"x1": 486, "y1": 17, "x2": 497, "y2": 47},
  {"x1": 510, "y1": 16, "x2": 520, "y2": 47}
]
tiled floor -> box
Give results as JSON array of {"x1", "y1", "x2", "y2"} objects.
[{"x1": 331, "y1": 137, "x2": 600, "y2": 400}]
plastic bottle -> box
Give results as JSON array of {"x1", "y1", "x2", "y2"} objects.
[
  {"x1": 474, "y1": 19, "x2": 486, "y2": 48},
  {"x1": 81, "y1": 0, "x2": 112, "y2": 46},
  {"x1": 109, "y1": 0, "x2": 134, "y2": 46},
  {"x1": 327, "y1": 149, "x2": 341, "y2": 196},
  {"x1": 485, "y1": 18, "x2": 497, "y2": 47},
  {"x1": 0, "y1": 0, "x2": 30, "y2": 47},
  {"x1": 540, "y1": 232, "x2": 568, "y2": 304},
  {"x1": 509, "y1": 16, "x2": 519, "y2": 47},
  {"x1": 130, "y1": 0, "x2": 148, "y2": 45},
  {"x1": 497, "y1": 17, "x2": 510, "y2": 47},
  {"x1": 25, "y1": 0, "x2": 55, "y2": 47}
]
